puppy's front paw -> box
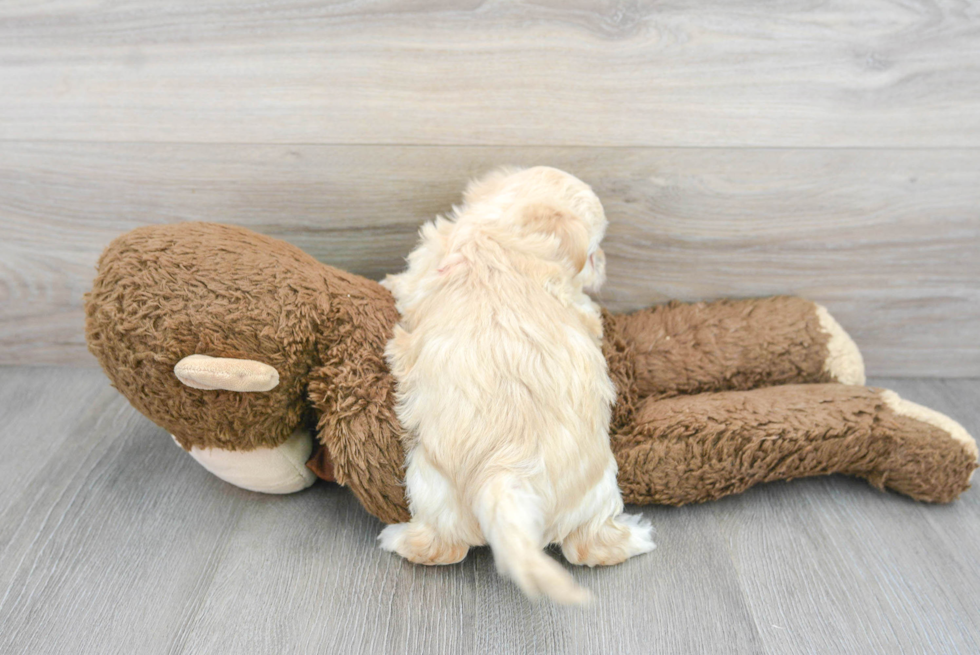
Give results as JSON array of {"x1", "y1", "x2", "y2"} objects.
[{"x1": 378, "y1": 521, "x2": 469, "y2": 566}]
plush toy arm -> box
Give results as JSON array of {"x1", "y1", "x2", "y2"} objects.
[
  {"x1": 613, "y1": 384, "x2": 977, "y2": 505},
  {"x1": 606, "y1": 297, "x2": 865, "y2": 400}
]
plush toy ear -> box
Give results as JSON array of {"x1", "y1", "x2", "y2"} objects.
[
  {"x1": 174, "y1": 354, "x2": 279, "y2": 392},
  {"x1": 519, "y1": 203, "x2": 590, "y2": 273}
]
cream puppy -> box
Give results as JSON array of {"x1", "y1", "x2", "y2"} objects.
[{"x1": 379, "y1": 166, "x2": 654, "y2": 604}]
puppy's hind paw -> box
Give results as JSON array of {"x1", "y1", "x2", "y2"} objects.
[
  {"x1": 378, "y1": 521, "x2": 469, "y2": 566},
  {"x1": 562, "y1": 513, "x2": 656, "y2": 567},
  {"x1": 617, "y1": 512, "x2": 657, "y2": 558},
  {"x1": 378, "y1": 522, "x2": 408, "y2": 553}
]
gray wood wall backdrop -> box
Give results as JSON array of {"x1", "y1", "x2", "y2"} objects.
[{"x1": 1, "y1": 0, "x2": 979, "y2": 375}]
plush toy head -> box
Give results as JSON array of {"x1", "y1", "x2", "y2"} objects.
[
  {"x1": 86, "y1": 222, "x2": 413, "y2": 521},
  {"x1": 87, "y1": 222, "x2": 338, "y2": 451}
]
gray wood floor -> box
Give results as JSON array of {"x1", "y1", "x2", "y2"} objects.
[{"x1": 1, "y1": 367, "x2": 978, "y2": 654}]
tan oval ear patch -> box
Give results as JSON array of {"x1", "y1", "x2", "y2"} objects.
[{"x1": 174, "y1": 354, "x2": 279, "y2": 392}]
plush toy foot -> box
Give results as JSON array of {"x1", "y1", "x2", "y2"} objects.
[
  {"x1": 378, "y1": 521, "x2": 470, "y2": 565},
  {"x1": 814, "y1": 304, "x2": 865, "y2": 385},
  {"x1": 869, "y1": 390, "x2": 978, "y2": 499},
  {"x1": 172, "y1": 427, "x2": 317, "y2": 494},
  {"x1": 562, "y1": 513, "x2": 656, "y2": 567}
]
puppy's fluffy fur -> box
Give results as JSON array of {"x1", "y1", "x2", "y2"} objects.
[{"x1": 379, "y1": 166, "x2": 654, "y2": 604}]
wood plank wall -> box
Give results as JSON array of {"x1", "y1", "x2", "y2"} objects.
[{"x1": 1, "y1": 1, "x2": 978, "y2": 375}]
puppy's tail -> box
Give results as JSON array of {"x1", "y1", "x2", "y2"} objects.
[{"x1": 475, "y1": 474, "x2": 590, "y2": 606}]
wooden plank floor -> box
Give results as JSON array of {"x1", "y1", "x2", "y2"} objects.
[{"x1": 1, "y1": 366, "x2": 978, "y2": 654}]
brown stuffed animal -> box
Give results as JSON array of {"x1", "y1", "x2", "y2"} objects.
[{"x1": 84, "y1": 222, "x2": 977, "y2": 524}]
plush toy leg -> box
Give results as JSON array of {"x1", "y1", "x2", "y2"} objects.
[
  {"x1": 607, "y1": 296, "x2": 864, "y2": 399},
  {"x1": 613, "y1": 384, "x2": 977, "y2": 506},
  {"x1": 172, "y1": 427, "x2": 317, "y2": 494}
]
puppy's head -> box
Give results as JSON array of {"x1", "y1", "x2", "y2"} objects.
[{"x1": 463, "y1": 166, "x2": 608, "y2": 289}]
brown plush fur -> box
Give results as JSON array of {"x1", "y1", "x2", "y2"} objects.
[
  {"x1": 613, "y1": 384, "x2": 976, "y2": 506},
  {"x1": 614, "y1": 297, "x2": 834, "y2": 400},
  {"x1": 86, "y1": 223, "x2": 328, "y2": 451},
  {"x1": 85, "y1": 223, "x2": 976, "y2": 524},
  {"x1": 85, "y1": 222, "x2": 409, "y2": 522}
]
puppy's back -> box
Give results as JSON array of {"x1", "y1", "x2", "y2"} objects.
[
  {"x1": 385, "y1": 193, "x2": 615, "y2": 604},
  {"x1": 391, "y1": 232, "x2": 613, "y2": 516}
]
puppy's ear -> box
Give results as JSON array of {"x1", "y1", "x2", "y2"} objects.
[
  {"x1": 520, "y1": 203, "x2": 590, "y2": 273},
  {"x1": 463, "y1": 166, "x2": 522, "y2": 206}
]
